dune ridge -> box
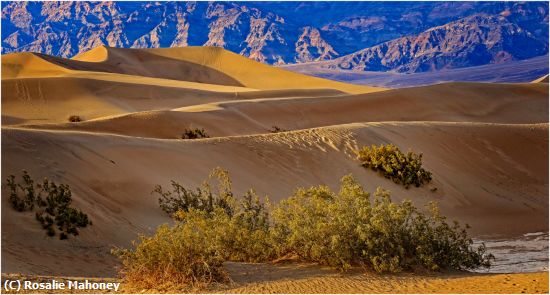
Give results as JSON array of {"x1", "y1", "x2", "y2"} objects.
[
  {"x1": 4, "y1": 46, "x2": 383, "y2": 93},
  {"x1": 16, "y1": 82, "x2": 548, "y2": 138}
]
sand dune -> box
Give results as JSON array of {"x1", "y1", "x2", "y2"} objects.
[
  {"x1": 2, "y1": 46, "x2": 548, "y2": 291},
  {"x1": 2, "y1": 122, "x2": 547, "y2": 276},
  {"x1": 74, "y1": 46, "x2": 383, "y2": 93},
  {"x1": 2, "y1": 75, "x2": 344, "y2": 125},
  {"x1": 2, "y1": 52, "x2": 72, "y2": 78},
  {"x1": 2, "y1": 46, "x2": 378, "y2": 125},
  {"x1": 4, "y1": 46, "x2": 382, "y2": 93},
  {"x1": 19, "y1": 82, "x2": 548, "y2": 138},
  {"x1": 533, "y1": 74, "x2": 549, "y2": 83}
]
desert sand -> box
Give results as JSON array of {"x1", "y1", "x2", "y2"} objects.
[
  {"x1": 3, "y1": 268, "x2": 548, "y2": 294},
  {"x1": 2, "y1": 46, "x2": 548, "y2": 293}
]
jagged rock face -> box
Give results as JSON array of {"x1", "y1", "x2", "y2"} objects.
[
  {"x1": 295, "y1": 27, "x2": 338, "y2": 63},
  {"x1": 326, "y1": 14, "x2": 549, "y2": 72},
  {"x1": 1, "y1": 1, "x2": 548, "y2": 72}
]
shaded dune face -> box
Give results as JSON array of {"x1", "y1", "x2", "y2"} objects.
[
  {"x1": 38, "y1": 50, "x2": 246, "y2": 87},
  {"x1": 1, "y1": 46, "x2": 548, "y2": 277}
]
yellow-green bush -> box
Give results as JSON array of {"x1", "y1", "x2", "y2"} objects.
[
  {"x1": 154, "y1": 168, "x2": 274, "y2": 261},
  {"x1": 116, "y1": 169, "x2": 492, "y2": 290},
  {"x1": 112, "y1": 208, "x2": 229, "y2": 291},
  {"x1": 271, "y1": 175, "x2": 492, "y2": 272},
  {"x1": 357, "y1": 144, "x2": 432, "y2": 188}
]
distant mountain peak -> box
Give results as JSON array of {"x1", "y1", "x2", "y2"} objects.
[{"x1": 295, "y1": 26, "x2": 338, "y2": 63}]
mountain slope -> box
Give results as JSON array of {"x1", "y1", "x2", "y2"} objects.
[
  {"x1": 2, "y1": 1, "x2": 548, "y2": 71},
  {"x1": 282, "y1": 55, "x2": 549, "y2": 88},
  {"x1": 323, "y1": 14, "x2": 548, "y2": 73}
]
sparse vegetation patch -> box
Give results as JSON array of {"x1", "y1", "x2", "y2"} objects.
[
  {"x1": 5, "y1": 171, "x2": 92, "y2": 239},
  {"x1": 357, "y1": 144, "x2": 432, "y2": 188},
  {"x1": 268, "y1": 126, "x2": 288, "y2": 133},
  {"x1": 115, "y1": 168, "x2": 492, "y2": 290},
  {"x1": 68, "y1": 115, "x2": 82, "y2": 122},
  {"x1": 181, "y1": 128, "x2": 209, "y2": 139}
]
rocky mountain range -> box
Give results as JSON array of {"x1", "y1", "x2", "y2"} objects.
[
  {"x1": 2, "y1": 1, "x2": 548, "y2": 72},
  {"x1": 324, "y1": 13, "x2": 549, "y2": 72}
]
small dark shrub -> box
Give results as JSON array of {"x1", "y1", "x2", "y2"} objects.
[
  {"x1": 46, "y1": 226, "x2": 56, "y2": 237},
  {"x1": 181, "y1": 128, "x2": 209, "y2": 139},
  {"x1": 357, "y1": 144, "x2": 432, "y2": 188},
  {"x1": 4, "y1": 171, "x2": 92, "y2": 240},
  {"x1": 268, "y1": 126, "x2": 287, "y2": 133},
  {"x1": 68, "y1": 115, "x2": 82, "y2": 122},
  {"x1": 59, "y1": 232, "x2": 68, "y2": 240}
]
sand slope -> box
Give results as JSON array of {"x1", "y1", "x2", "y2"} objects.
[
  {"x1": 2, "y1": 270, "x2": 547, "y2": 294},
  {"x1": 2, "y1": 46, "x2": 380, "y2": 125},
  {"x1": 2, "y1": 75, "x2": 344, "y2": 125},
  {"x1": 18, "y1": 82, "x2": 548, "y2": 138},
  {"x1": 221, "y1": 263, "x2": 549, "y2": 294},
  {"x1": 1, "y1": 46, "x2": 548, "y2": 288},
  {"x1": 2, "y1": 122, "x2": 547, "y2": 276}
]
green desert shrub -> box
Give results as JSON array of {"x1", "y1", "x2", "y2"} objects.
[
  {"x1": 5, "y1": 171, "x2": 92, "y2": 239},
  {"x1": 181, "y1": 128, "x2": 209, "y2": 139},
  {"x1": 271, "y1": 175, "x2": 493, "y2": 272},
  {"x1": 116, "y1": 169, "x2": 492, "y2": 290},
  {"x1": 153, "y1": 168, "x2": 274, "y2": 262},
  {"x1": 214, "y1": 189, "x2": 275, "y2": 262},
  {"x1": 112, "y1": 209, "x2": 230, "y2": 291},
  {"x1": 357, "y1": 144, "x2": 432, "y2": 188},
  {"x1": 68, "y1": 115, "x2": 82, "y2": 122},
  {"x1": 154, "y1": 168, "x2": 236, "y2": 218}
]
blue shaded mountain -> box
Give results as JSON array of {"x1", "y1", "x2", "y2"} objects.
[{"x1": 1, "y1": 1, "x2": 548, "y2": 72}]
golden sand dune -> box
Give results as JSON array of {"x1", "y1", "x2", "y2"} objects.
[
  {"x1": 2, "y1": 75, "x2": 344, "y2": 125},
  {"x1": 20, "y1": 82, "x2": 548, "y2": 138},
  {"x1": 2, "y1": 122, "x2": 547, "y2": 276},
  {"x1": 2, "y1": 46, "x2": 375, "y2": 125},
  {"x1": 4, "y1": 46, "x2": 382, "y2": 93},
  {"x1": 2, "y1": 52, "x2": 72, "y2": 78},
  {"x1": 1, "y1": 46, "x2": 548, "y2": 292},
  {"x1": 74, "y1": 46, "x2": 383, "y2": 93},
  {"x1": 533, "y1": 74, "x2": 549, "y2": 83}
]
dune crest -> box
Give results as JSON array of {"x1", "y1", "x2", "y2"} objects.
[{"x1": 532, "y1": 74, "x2": 549, "y2": 83}]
